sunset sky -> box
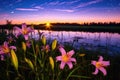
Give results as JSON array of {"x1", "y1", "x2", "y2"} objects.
[{"x1": 0, "y1": 0, "x2": 120, "y2": 24}]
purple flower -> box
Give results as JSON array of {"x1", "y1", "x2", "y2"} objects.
[
  {"x1": 56, "y1": 47, "x2": 76, "y2": 69},
  {"x1": 26, "y1": 41, "x2": 31, "y2": 48},
  {"x1": 0, "y1": 41, "x2": 16, "y2": 60},
  {"x1": 91, "y1": 56, "x2": 110, "y2": 76},
  {"x1": 41, "y1": 45, "x2": 50, "y2": 53},
  {"x1": 7, "y1": 36, "x2": 16, "y2": 43},
  {"x1": 14, "y1": 23, "x2": 34, "y2": 40}
]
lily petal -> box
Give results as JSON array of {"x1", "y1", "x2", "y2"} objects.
[
  {"x1": 102, "y1": 61, "x2": 110, "y2": 66},
  {"x1": 67, "y1": 62, "x2": 73, "y2": 69},
  {"x1": 16, "y1": 32, "x2": 22, "y2": 38},
  {"x1": 22, "y1": 23, "x2": 27, "y2": 29},
  {"x1": 67, "y1": 50, "x2": 74, "y2": 57},
  {"x1": 59, "y1": 48, "x2": 66, "y2": 55},
  {"x1": 56, "y1": 56, "x2": 62, "y2": 61},
  {"x1": 0, "y1": 51, "x2": 4, "y2": 54},
  {"x1": 60, "y1": 62, "x2": 66, "y2": 69},
  {"x1": 10, "y1": 46, "x2": 16, "y2": 50},
  {"x1": 70, "y1": 58, "x2": 76, "y2": 63},
  {"x1": 24, "y1": 35, "x2": 28, "y2": 40},
  {"x1": 92, "y1": 68, "x2": 99, "y2": 75},
  {"x1": 14, "y1": 26, "x2": 21, "y2": 31},
  {"x1": 27, "y1": 27, "x2": 34, "y2": 32},
  {"x1": 98, "y1": 56, "x2": 103, "y2": 61},
  {"x1": 4, "y1": 41, "x2": 8, "y2": 47},
  {"x1": 91, "y1": 61, "x2": 96, "y2": 66},
  {"x1": 99, "y1": 67, "x2": 107, "y2": 76}
]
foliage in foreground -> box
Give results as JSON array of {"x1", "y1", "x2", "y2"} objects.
[{"x1": 0, "y1": 23, "x2": 119, "y2": 80}]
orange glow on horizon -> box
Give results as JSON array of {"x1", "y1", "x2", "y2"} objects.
[{"x1": 0, "y1": 17, "x2": 120, "y2": 25}]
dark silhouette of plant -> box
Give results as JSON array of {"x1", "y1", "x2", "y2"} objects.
[{"x1": 6, "y1": 20, "x2": 12, "y2": 30}]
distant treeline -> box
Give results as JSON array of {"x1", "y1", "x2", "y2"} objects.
[
  {"x1": 0, "y1": 22, "x2": 120, "y2": 33},
  {"x1": 51, "y1": 22, "x2": 120, "y2": 26}
]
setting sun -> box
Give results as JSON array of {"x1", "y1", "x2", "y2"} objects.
[
  {"x1": 46, "y1": 22, "x2": 50, "y2": 27},
  {"x1": 45, "y1": 22, "x2": 51, "y2": 29}
]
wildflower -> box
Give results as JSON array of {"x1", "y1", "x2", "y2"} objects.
[
  {"x1": 0, "y1": 41, "x2": 16, "y2": 60},
  {"x1": 56, "y1": 47, "x2": 76, "y2": 69},
  {"x1": 14, "y1": 23, "x2": 34, "y2": 40},
  {"x1": 41, "y1": 45, "x2": 50, "y2": 53},
  {"x1": 7, "y1": 35, "x2": 16, "y2": 43},
  {"x1": 91, "y1": 56, "x2": 110, "y2": 76},
  {"x1": 25, "y1": 41, "x2": 31, "y2": 48},
  {"x1": 0, "y1": 41, "x2": 16, "y2": 54}
]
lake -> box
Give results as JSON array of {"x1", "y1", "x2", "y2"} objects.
[{"x1": 30, "y1": 30, "x2": 120, "y2": 55}]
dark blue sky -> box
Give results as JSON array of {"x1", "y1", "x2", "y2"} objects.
[{"x1": 0, "y1": 0, "x2": 120, "y2": 24}]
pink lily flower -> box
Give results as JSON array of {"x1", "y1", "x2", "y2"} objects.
[
  {"x1": 0, "y1": 41, "x2": 16, "y2": 60},
  {"x1": 0, "y1": 41, "x2": 16, "y2": 54},
  {"x1": 14, "y1": 23, "x2": 34, "y2": 40},
  {"x1": 56, "y1": 47, "x2": 76, "y2": 69},
  {"x1": 91, "y1": 56, "x2": 110, "y2": 76}
]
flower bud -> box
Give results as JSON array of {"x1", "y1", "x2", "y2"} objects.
[
  {"x1": 11, "y1": 49, "x2": 18, "y2": 70},
  {"x1": 52, "y1": 39, "x2": 57, "y2": 51},
  {"x1": 25, "y1": 58, "x2": 34, "y2": 70},
  {"x1": 49, "y1": 56, "x2": 54, "y2": 70},
  {"x1": 42, "y1": 35, "x2": 46, "y2": 45},
  {"x1": 22, "y1": 42, "x2": 26, "y2": 52}
]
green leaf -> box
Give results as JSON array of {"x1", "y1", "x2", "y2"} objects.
[
  {"x1": 66, "y1": 66, "x2": 81, "y2": 80},
  {"x1": 70, "y1": 75, "x2": 91, "y2": 79}
]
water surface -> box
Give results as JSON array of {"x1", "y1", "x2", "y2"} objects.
[{"x1": 31, "y1": 30, "x2": 120, "y2": 55}]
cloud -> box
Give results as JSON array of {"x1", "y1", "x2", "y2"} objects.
[
  {"x1": 55, "y1": 9, "x2": 74, "y2": 12},
  {"x1": 75, "y1": 0, "x2": 102, "y2": 8},
  {"x1": 16, "y1": 8, "x2": 39, "y2": 11},
  {"x1": 48, "y1": 1, "x2": 60, "y2": 5},
  {"x1": 34, "y1": 6, "x2": 44, "y2": 9},
  {"x1": 41, "y1": 0, "x2": 81, "y2": 6},
  {"x1": 59, "y1": 0, "x2": 81, "y2": 5}
]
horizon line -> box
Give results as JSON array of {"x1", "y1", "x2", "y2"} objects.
[{"x1": 0, "y1": 21, "x2": 120, "y2": 25}]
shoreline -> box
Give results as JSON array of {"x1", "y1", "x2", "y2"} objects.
[{"x1": 0, "y1": 25, "x2": 120, "y2": 33}]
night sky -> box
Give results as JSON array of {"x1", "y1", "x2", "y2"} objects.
[{"x1": 0, "y1": 0, "x2": 120, "y2": 24}]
